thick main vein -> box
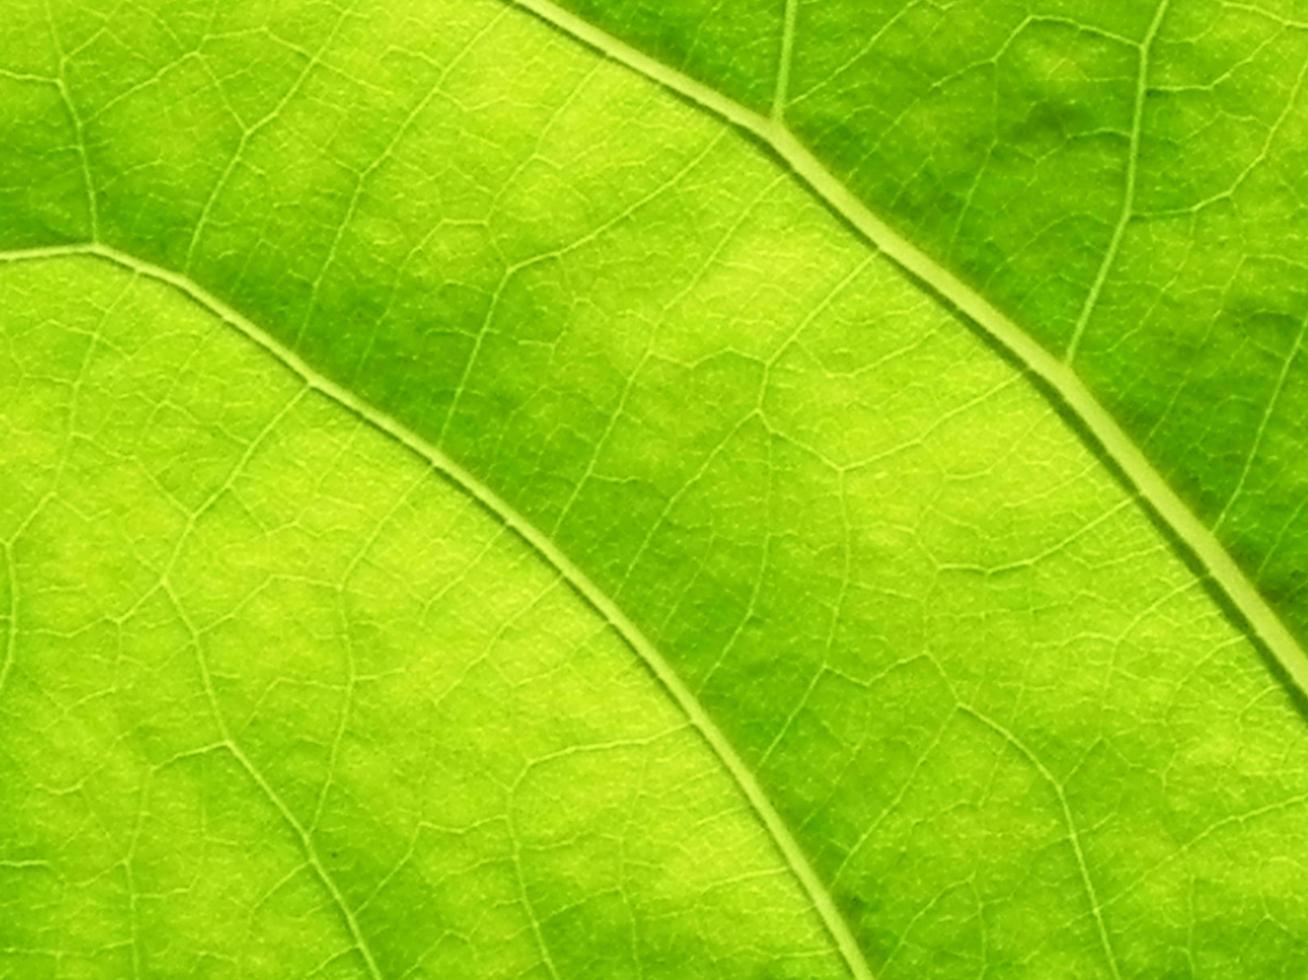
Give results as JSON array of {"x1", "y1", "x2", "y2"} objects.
[
  {"x1": 502, "y1": 0, "x2": 1308, "y2": 709},
  {"x1": 7, "y1": 3, "x2": 1307, "y2": 970},
  {"x1": 0, "y1": 242, "x2": 875, "y2": 980}
]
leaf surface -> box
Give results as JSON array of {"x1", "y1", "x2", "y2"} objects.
[
  {"x1": 552, "y1": 0, "x2": 1308, "y2": 647},
  {"x1": 2, "y1": 1, "x2": 1307, "y2": 977}
]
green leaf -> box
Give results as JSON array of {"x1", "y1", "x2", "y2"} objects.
[
  {"x1": 554, "y1": 0, "x2": 1308, "y2": 647},
  {"x1": 1, "y1": 1, "x2": 1305, "y2": 977}
]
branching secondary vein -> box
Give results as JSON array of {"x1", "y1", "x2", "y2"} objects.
[
  {"x1": 502, "y1": 0, "x2": 1308, "y2": 735},
  {"x1": 1064, "y1": 0, "x2": 1171, "y2": 365},
  {"x1": 4, "y1": 3, "x2": 1307, "y2": 970},
  {"x1": 0, "y1": 242, "x2": 874, "y2": 980}
]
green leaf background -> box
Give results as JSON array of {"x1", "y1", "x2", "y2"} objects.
[{"x1": 2, "y1": 0, "x2": 1307, "y2": 976}]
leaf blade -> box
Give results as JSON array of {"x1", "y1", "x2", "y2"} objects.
[{"x1": 4, "y1": 0, "x2": 1308, "y2": 975}]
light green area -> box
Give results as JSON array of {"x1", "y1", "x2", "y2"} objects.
[
  {"x1": 0, "y1": 256, "x2": 844, "y2": 978},
  {"x1": 1, "y1": 0, "x2": 1307, "y2": 977},
  {"x1": 550, "y1": 0, "x2": 1308, "y2": 647}
]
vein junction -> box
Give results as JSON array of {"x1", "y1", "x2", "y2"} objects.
[
  {"x1": 0, "y1": 241, "x2": 876, "y2": 980},
  {"x1": 506, "y1": 0, "x2": 1308, "y2": 707},
  {"x1": 4, "y1": 0, "x2": 1308, "y2": 973}
]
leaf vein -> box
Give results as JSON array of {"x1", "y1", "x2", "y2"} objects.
[
  {"x1": 500, "y1": 0, "x2": 1308, "y2": 765},
  {"x1": 0, "y1": 241, "x2": 873, "y2": 980}
]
